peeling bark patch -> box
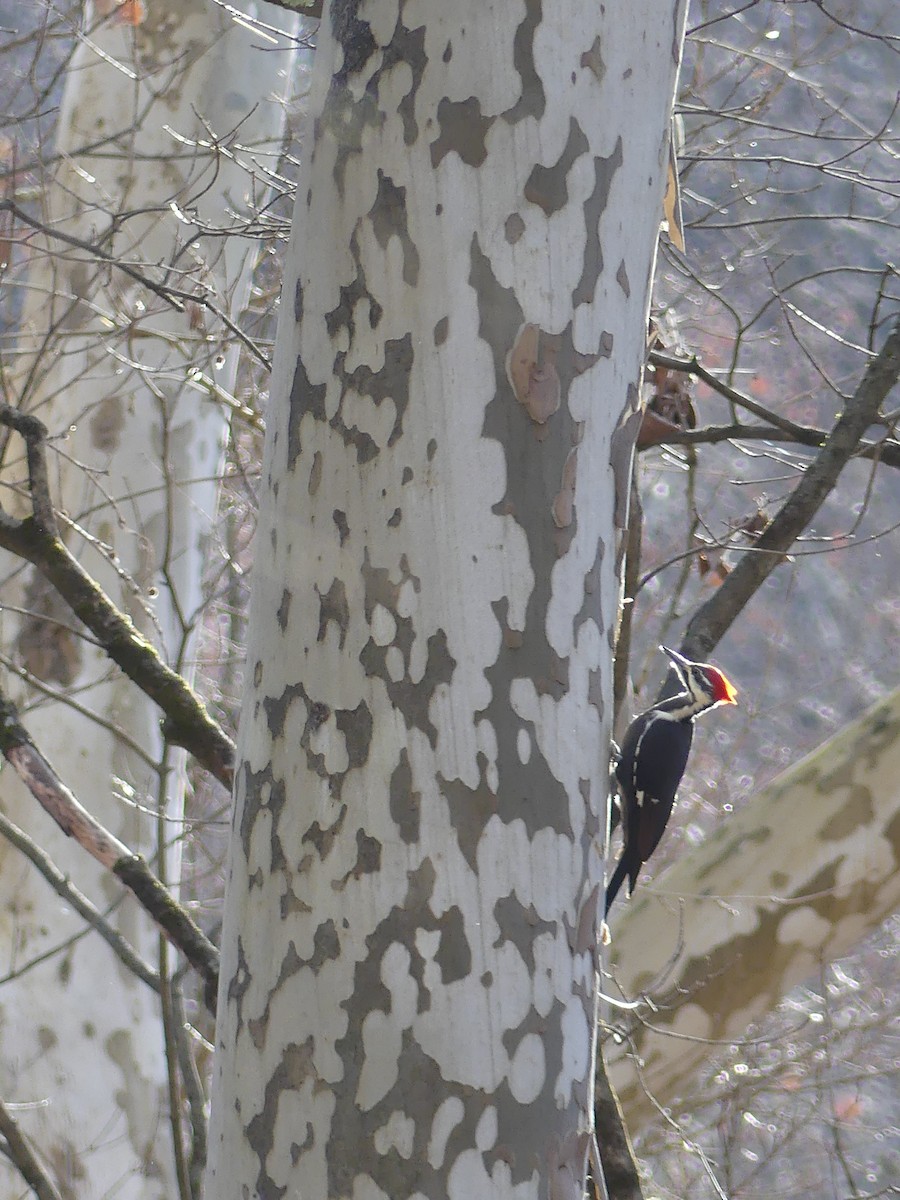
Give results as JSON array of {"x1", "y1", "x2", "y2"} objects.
[
  {"x1": 287, "y1": 357, "x2": 327, "y2": 470},
  {"x1": 370, "y1": 20, "x2": 427, "y2": 146},
  {"x1": 580, "y1": 35, "x2": 605, "y2": 84},
  {"x1": 494, "y1": 894, "x2": 557, "y2": 974},
  {"x1": 308, "y1": 450, "x2": 323, "y2": 495},
  {"x1": 572, "y1": 138, "x2": 624, "y2": 307},
  {"x1": 246, "y1": 1038, "x2": 318, "y2": 1199},
  {"x1": 552, "y1": 447, "x2": 578, "y2": 529},
  {"x1": 335, "y1": 700, "x2": 374, "y2": 768},
  {"x1": 435, "y1": 906, "x2": 472, "y2": 983},
  {"x1": 822, "y1": 786, "x2": 874, "y2": 840},
  {"x1": 330, "y1": 0, "x2": 377, "y2": 83},
  {"x1": 362, "y1": 629, "x2": 455, "y2": 746},
  {"x1": 317, "y1": 578, "x2": 350, "y2": 648},
  {"x1": 370, "y1": 170, "x2": 420, "y2": 286},
  {"x1": 344, "y1": 332, "x2": 414, "y2": 448},
  {"x1": 277, "y1": 589, "x2": 292, "y2": 633},
  {"x1": 616, "y1": 259, "x2": 630, "y2": 297},
  {"x1": 433, "y1": 315, "x2": 449, "y2": 346},
  {"x1": 239, "y1": 764, "x2": 288, "y2": 867},
  {"x1": 389, "y1": 750, "x2": 420, "y2": 844},
  {"x1": 333, "y1": 508, "x2": 350, "y2": 545},
  {"x1": 337, "y1": 829, "x2": 382, "y2": 885},
  {"x1": 325, "y1": 234, "x2": 384, "y2": 342},
  {"x1": 507, "y1": 323, "x2": 561, "y2": 424},
  {"x1": 430, "y1": 96, "x2": 493, "y2": 168},
  {"x1": 309, "y1": 921, "x2": 341, "y2": 970},
  {"x1": 524, "y1": 118, "x2": 589, "y2": 216},
  {"x1": 575, "y1": 537, "x2": 605, "y2": 641},
  {"x1": 302, "y1": 805, "x2": 348, "y2": 861},
  {"x1": 504, "y1": 213, "x2": 525, "y2": 244},
  {"x1": 503, "y1": 0, "x2": 545, "y2": 123},
  {"x1": 227, "y1": 935, "x2": 253, "y2": 1039}
]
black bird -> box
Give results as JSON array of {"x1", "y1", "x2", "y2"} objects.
[{"x1": 605, "y1": 645, "x2": 737, "y2": 917}]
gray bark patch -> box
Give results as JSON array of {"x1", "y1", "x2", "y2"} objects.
[
  {"x1": 430, "y1": 96, "x2": 493, "y2": 167},
  {"x1": 572, "y1": 138, "x2": 624, "y2": 307},
  {"x1": 370, "y1": 170, "x2": 420, "y2": 286},
  {"x1": 524, "y1": 117, "x2": 590, "y2": 216}
]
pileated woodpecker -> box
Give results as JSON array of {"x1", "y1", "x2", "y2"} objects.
[{"x1": 605, "y1": 645, "x2": 737, "y2": 918}]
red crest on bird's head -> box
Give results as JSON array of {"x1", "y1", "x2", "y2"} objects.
[
  {"x1": 661, "y1": 645, "x2": 738, "y2": 707},
  {"x1": 704, "y1": 665, "x2": 738, "y2": 706}
]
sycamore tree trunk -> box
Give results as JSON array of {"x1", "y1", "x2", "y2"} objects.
[
  {"x1": 207, "y1": 2, "x2": 687, "y2": 1197},
  {"x1": 0, "y1": 3, "x2": 293, "y2": 1196}
]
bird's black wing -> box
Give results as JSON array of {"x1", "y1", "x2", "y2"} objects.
[{"x1": 617, "y1": 713, "x2": 693, "y2": 863}]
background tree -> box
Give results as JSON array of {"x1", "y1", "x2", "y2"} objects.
[{"x1": 0, "y1": 2, "x2": 297, "y2": 1196}]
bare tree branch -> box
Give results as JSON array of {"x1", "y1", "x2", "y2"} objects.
[
  {"x1": 0, "y1": 807, "x2": 160, "y2": 993},
  {"x1": 647, "y1": 349, "x2": 900, "y2": 468},
  {"x1": 0, "y1": 682, "x2": 219, "y2": 1010},
  {"x1": 0, "y1": 407, "x2": 236, "y2": 790},
  {"x1": 1, "y1": 199, "x2": 274, "y2": 371},
  {"x1": 682, "y1": 312, "x2": 900, "y2": 660},
  {"x1": 0, "y1": 1098, "x2": 63, "y2": 1200}
]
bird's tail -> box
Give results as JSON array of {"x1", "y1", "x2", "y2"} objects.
[{"x1": 604, "y1": 856, "x2": 629, "y2": 917}]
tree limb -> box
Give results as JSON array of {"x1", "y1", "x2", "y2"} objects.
[
  {"x1": 0, "y1": 683, "x2": 219, "y2": 1011},
  {"x1": 681, "y1": 313, "x2": 900, "y2": 660},
  {"x1": 0, "y1": 406, "x2": 236, "y2": 790},
  {"x1": 0, "y1": 807, "x2": 160, "y2": 993},
  {"x1": 648, "y1": 348, "x2": 900, "y2": 469},
  {"x1": 607, "y1": 684, "x2": 900, "y2": 1125},
  {"x1": 0, "y1": 1098, "x2": 63, "y2": 1200}
]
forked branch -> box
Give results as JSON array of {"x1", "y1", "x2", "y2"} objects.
[{"x1": 0, "y1": 406, "x2": 236, "y2": 790}]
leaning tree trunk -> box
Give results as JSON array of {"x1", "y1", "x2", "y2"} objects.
[
  {"x1": 606, "y1": 683, "x2": 900, "y2": 1126},
  {"x1": 0, "y1": 3, "x2": 294, "y2": 1196},
  {"x1": 206, "y1": 3, "x2": 687, "y2": 1197}
]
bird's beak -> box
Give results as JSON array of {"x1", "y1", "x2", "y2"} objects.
[{"x1": 661, "y1": 644, "x2": 691, "y2": 672}]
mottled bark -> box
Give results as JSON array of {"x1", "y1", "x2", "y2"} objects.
[
  {"x1": 607, "y1": 686, "x2": 900, "y2": 1125},
  {"x1": 207, "y1": 2, "x2": 687, "y2": 1197}
]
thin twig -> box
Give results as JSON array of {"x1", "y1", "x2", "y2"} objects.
[
  {"x1": 0, "y1": 406, "x2": 236, "y2": 789},
  {"x1": 0, "y1": 807, "x2": 159, "y2": 992},
  {"x1": 648, "y1": 348, "x2": 900, "y2": 468},
  {"x1": 682, "y1": 313, "x2": 900, "y2": 660},
  {"x1": 0, "y1": 1098, "x2": 63, "y2": 1200},
  {"x1": 0, "y1": 683, "x2": 219, "y2": 1010}
]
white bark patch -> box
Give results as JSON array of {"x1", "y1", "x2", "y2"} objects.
[
  {"x1": 509, "y1": 1032, "x2": 547, "y2": 1103},
  {"x1": 373, "y1": 1110, "x2": 416, "y2": 1158},
  {"x1": 428, "y1": 1096, "x2": 466, "y2": 1169}
]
